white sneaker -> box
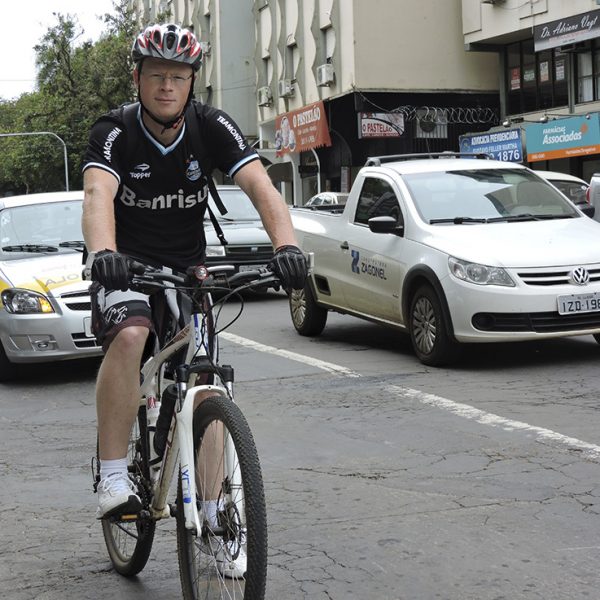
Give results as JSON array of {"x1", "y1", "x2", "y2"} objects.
[
  {"x1": 96, "y1": 472, "x2": 142, "y2": 519},
  {"x1": 203, "y1": 534, "x2": 247, "y2": 579}
]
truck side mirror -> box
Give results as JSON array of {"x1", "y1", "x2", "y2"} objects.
[
  {"x1": 368, "y1": 216, "x2": 404, "y2": 236},
  {"x1": 581, "y1": 204, "x2": 595, "y2": 218}
]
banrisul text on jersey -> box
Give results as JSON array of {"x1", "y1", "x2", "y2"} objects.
[{"x1": 119, "y1": 185, "x2": 208, "y2": 209}]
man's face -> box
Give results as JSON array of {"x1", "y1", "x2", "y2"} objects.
[{"x1": 135, "y1": 57, "x2": 193, "y2": 121}]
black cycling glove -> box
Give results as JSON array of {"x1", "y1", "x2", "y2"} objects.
[
  {"x1": 269, "y1": 245, "x2": 308, "y2": 291},
  {"x1": 91, "y1": 250, "x2": 130, "y2": 291}
]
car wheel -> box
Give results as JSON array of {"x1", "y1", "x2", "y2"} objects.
[
  {"x1": 289, "y1": 284, "x2": 327, "y2": 336},
  {"x1": 0, "y1": 341, "x2": 18, "y2": 382},
  {"x1": 409, "y1": 285, "x2": 458, "y2": 366}
]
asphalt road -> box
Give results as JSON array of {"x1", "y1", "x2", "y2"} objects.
[{"x1": 2, "y1": 290, "x2": 600, "y2": 599}]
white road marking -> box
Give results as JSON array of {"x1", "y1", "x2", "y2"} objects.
[
  {"x1": 388, "y1": 385, "x2": 600, "y2": 461},
  {"x1": 222, "y1": 331, "x2": 600, "y2": 460},
  {"x1": 220, "y1": 332, "x2": 361, "y2": 378}
]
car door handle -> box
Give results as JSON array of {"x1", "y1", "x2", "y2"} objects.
[{"x1": 340, "y1": 241, "x2": 349, "y2": 250}]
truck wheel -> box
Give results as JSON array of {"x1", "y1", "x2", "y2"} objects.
[
  {"x1": 289, "y1": 284, "x2": 327, "y2": 336},
  {"x1": 408, "y1": 285, "x2": 458, "y2": 366},
  {"x1": 0, "y1": 341, "x2": 18, "y2": 382}
]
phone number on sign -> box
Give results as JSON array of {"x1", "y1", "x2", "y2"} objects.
[{"x1": 488, "y1": 149, "x2": 521, "y2": 162}]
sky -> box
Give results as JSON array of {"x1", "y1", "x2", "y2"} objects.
[{"x1": 1, "y1": 0, "x2": 117, "y2": 100}]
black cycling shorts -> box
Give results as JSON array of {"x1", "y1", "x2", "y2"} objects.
[{"x1": 89, "y1": 282, "x2": 154, "y2": 352}]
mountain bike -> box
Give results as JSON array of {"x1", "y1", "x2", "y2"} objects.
[{"x1": 92, "y1": 261, "x2": 278, "y2": 599}]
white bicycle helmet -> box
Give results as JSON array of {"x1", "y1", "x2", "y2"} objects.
[{"x1": 132, "y1": 23, "x2": 202, "y2": 71}]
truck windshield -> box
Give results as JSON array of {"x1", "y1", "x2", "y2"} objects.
[{"x1": 403, "y1": 169, "x2": 579, "y2": 224}]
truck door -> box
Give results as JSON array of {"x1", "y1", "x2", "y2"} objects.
[{"x1": 343, "y1": 176, "x2": 406, "y2": 322}]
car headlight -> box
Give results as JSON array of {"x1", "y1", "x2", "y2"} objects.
[
  {"x1": 1, "y1": 288, "x2": 55, "y2": 314},
  {"x1": 205, "y1": 245, "x2": 226, "y2": 257},
  {"x1": 448, "y1": 257, "x2": 515, "y2": 287}
]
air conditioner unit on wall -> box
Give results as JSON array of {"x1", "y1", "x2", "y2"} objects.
[
  {"x1": 278, "y1": 79, "x2": 294, "y2": 98},
  {"x1": 257, "y1": 86, "x2": 273, "y2": 107},
  {"x1": 199, "y1": 41, "x2": 211, "y2": 56},
  {"x1": 316, "y1": 63, "x2": 335, "y2": 87}
]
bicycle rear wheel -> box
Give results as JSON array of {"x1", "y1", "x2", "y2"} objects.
[
  {"x1": 101, "y1": 406, "x2": 156, "y2": 576},
  {"x1": 177, "y1": 396, "x2": 267, "y2": 599}
]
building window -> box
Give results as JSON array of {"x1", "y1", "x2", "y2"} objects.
[
  {"x1": 506, "y1": 41, "x2": 569, "y2": 114},
  {"x1": 576, "y1": 43, "x2": 600, "y2": 103},
  {"x1": 578, "y1": 52, "x2": 594, "y2": 102}
]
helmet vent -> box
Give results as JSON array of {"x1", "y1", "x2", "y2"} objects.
[{"x1": 165, "y1": 32, "x2": 176, "y2": 50}]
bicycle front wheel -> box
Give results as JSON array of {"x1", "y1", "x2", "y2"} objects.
[
  {"x1": 177, "y1": 396, "x2": 268, "y2": 599},
  {"x1": 101, "y1": 406, "x2": 156, "y2": 576}
]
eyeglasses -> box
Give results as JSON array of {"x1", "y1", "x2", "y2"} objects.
[{"x1": 144, "y1": 73, "x2": 193, "y2": 87}]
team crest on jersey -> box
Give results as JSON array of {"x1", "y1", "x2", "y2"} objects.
[{"x1": 186, "y1": 156, "x2": 201, "y2": 181}]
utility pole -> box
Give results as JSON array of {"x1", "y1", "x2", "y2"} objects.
[{"x1": 0, "y1": 131, "x2": 69, "y2": 191}]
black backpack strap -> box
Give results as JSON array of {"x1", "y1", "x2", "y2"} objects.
[{"x1": 184, "y1": 103, "x2": 228, "y2": 245}]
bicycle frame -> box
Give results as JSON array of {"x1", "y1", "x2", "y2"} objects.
[{"x1": 138, "y1": 297, "x2": 233, "y2": 536}]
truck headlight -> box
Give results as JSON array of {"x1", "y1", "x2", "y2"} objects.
[
  {"x1": 448, "y1": 257, "x2": 515, "y2": 287},
  {"x1": 205, "y1": 245, "x2": 226, "y2": 257},
  {"x1": 1, "y1": 289, "x2": 55, "y2": 314}
]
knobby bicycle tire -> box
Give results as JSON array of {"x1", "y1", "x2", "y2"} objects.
[
  {"x1": 177, "y1": 396, "x2": 268, "y2": 599},
  {"x1": 101, "y1": 406, "x2": 156, "y2": 576}
]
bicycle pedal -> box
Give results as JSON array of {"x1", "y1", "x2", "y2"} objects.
[{"x1": 119, "y1": 513, "x2": 139, "y2": 521}]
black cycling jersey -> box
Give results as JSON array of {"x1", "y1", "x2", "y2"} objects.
[{"x1": 82, "y1": 101, "x2": 259, "y2": 270}]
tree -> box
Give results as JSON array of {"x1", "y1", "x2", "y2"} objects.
[{"x1": 0, "y1": 0, "x2": 136, "y2": 195}]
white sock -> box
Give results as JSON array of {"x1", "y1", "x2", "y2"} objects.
[
  {"x1": 201, "y1": 499, "x2": 223, "y2": 528},
  {"x1": 100, "y1": 458, "x2": 128, "y2": 481}
]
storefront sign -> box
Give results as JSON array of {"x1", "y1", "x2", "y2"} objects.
[
  {"x1": 534, "y1": 9, "x2": 600, "y2": 51},
  {"x1": 358, "y1": 112, "x2": 405, "y2": 138},
  {"x1": 275, "y1": 101, "x2": 331, "y2": 156},
  {"x1": 459, "y1": 129, "x2": 523, "y2": 162},
  {"x1": 525, "y1": 114, "x2": 600, "y2": 162}
]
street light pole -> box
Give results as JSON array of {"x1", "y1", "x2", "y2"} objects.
[{"x1": 0, "y1": 131, "x2": 69, "y2": 191}]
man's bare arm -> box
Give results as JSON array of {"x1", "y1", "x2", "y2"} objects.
[
  {"x1": 233, "y1": 160, "x2": 298, "y2": 250},
  {"x1": 82, "y1": 168, "x2": 119, "y2": 252}
]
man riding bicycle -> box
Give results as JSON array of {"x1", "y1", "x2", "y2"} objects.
[{"x1": 81, "y1": 23, "x2": 307, "y2": 577}]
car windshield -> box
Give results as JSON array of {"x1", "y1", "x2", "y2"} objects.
[
  {"x1": 206, "y1": 189, "x2": 260, "y2": 221},
  {"x1": 403, "y1": 168, "x2": 579, "y2": 224},
  {"x1": 0, "y1": 200, "x2": 84, "y2": 258}
]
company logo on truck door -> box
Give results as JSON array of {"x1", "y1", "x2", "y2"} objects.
[{"x1": 350, "y1": 249, "x2": 387, "y2": 280}]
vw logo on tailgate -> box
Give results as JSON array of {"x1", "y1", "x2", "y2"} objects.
[{"x1": 569, "y1": 267, "x2": 590, "y2": 286}]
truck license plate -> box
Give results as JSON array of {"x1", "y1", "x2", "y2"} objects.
[{"x1": 557, "y1": 292, "x2": 600, "y2": 315}]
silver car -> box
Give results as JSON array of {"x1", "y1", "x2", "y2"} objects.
[
  {"x1": 0, "y1": 191, "x2": 101, "y2": 380},
  {"x1": 204, "y1": 186, "x2": 275, "y2": 274}
]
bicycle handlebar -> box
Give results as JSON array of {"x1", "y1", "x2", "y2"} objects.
[{"x1": 127, "y1": 259, "x2": 280, "y2": 294}]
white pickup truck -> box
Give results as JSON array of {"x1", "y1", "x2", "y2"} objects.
[{"x1": 289, "y1": 153, "x2": 600, "y2": 366}]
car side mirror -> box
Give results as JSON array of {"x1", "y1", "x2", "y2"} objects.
[
  {"x1": 368, "y1": 216, "x2": 404, "y2": 236},
  {"x1": 581, "y1": 204, "x2": 595, "y2": 218}
]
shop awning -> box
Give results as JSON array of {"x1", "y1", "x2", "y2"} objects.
[{"x1": 265, "y1": 160, "x2": 294, "y2": 183}]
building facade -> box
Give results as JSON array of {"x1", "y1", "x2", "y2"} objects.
[
  {"x1": 463, "y1": 0, "x2": 600, "y2": 181},
  {"x1": 131, "y1": 0, "x2": 501, "y2": 204}
]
